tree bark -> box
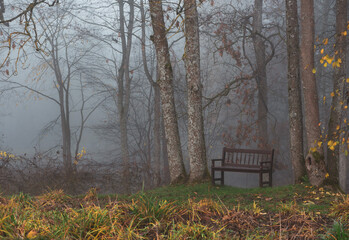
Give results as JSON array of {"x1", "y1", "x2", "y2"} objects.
[
  {"x1": 286, "y1": 0, "x2": 306, "y2": 183},
  {"x1": 161, "y1": 111, "x2": 170, "y2": 185},
  {"x1": 153, "y1": 83, "x2": 162, "y2": 186},
  {"x1": 252, "y1": 0, "x2": 268, "y2": 147},
  {"x1": 183, "y1": 0, "x2": 208, "y2": 183},
  {"x1": 327, "y1": 0, "x2": 347, "y2": 187},
  {"x1": 149, "y1": 0, "x2": 186, "y2": 184},
  {"x1": 300, "y1": 0, "x2": 326, "y2": 186}
]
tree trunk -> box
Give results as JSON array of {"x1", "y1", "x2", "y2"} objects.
[
  {"x1": 153, "y1": 83, "x2": 162, "y2": 186},
  {"x1": 140, "y1": 0, "x2": 161, "y2": 186},
  {"x1": 183, "y1": 0, "x2": 208, "y2": 183},
  {"x1": 286, "y1": 0, "x2": 306, "y2": 183},
  {"x1": 328, "y1": 0, "x2": 347, "y2": 187},
  {"x1": 252, "y1": 0, "x2": 268, "y2": 147},
  {"x1": 149, "y1": 0, "x2": 187, "y2": 184},
  {"x1": 116, "y1": 0, "x2": 134, "y2": 193},
  {"x1": 300, "y1": 0, "x2": 327, "y2": 186},
  {"x1": 161, "y1": 111, "x2": 170, "y2": 185}
]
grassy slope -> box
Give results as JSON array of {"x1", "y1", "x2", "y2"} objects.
[
  {"x1": 133, "y1": 183, "x2": 338, "y2": 213},
  {"x1": 0, "y1": 183, "x2": 348, "y2": 239}
]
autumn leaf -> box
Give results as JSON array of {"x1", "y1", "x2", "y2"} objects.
[
  {"x1": 317, "y1": 141, "x2": 322, "y2": 148},
  {"x1": 330, "y1": 92, "x2": 335, "y2": 97},
  {"x1": 310, "y1": 147, "x2": 317, "y2": 152},
  {"x1": 312, "y1": 68, "x2": 316, "y2": 74},
  {"x1": 27, "y1": 230, "x2": 38, "y2": 239},
  {"x1": 323, "y1": 38, "x2": 328, "y2": 45},
  {"x1": 327, "y1": 140, "x2": 338, "y2": 151},
  {"x1": 320, "y1": 48, "x2": 324, "y2": 54}
]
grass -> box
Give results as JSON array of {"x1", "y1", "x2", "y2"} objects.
[{"x1": 0, "y1": 182, "x2": 348, "y2": 239}]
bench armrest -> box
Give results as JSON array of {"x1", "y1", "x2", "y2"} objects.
[{"x1": 211, "y1": 159, "x2": 223, "y2": 167}]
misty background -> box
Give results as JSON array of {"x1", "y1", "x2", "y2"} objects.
[{"x1": 0, "y1": 0, "x2": 345, "y2": 194}]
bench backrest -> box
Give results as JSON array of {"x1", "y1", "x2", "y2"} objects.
[{"x1": 222, "y1": 147, "x2": 274, "y2": 168}]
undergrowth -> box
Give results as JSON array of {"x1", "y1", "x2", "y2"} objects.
[{"x1": 0, "y1": 183, "x2": 348, "y2": 239}]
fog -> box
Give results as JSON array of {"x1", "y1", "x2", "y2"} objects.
[{"x1": 0, "y1": 0, "x2": 346, "y2": 194}]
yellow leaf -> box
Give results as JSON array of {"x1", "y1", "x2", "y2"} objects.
[
  {"x1": 325, "y1": 173, "x2": 329, "y2": 179},
  {"x1": 336, "y1": 125, "x2": 340, "y2": 130},
  {"x1": 323, "y1": 38, "x2": 328, "y2": 45},
  {"x1": 312, "y1": 68, "x2": 316, "y2": 74},
  {"x1": 330, "y1": 92, "x2": 335, "y2": 97},
  {"x1": 303, "y1": 200, "x2": 315, "y2": 205},
  {"x1": 315, "y1": 197, "x2": 320, "y2": 200},
  {"x1": 317, "y1": 141, "x2": 322, "y2": 148},
  {"x1": 320, "y1": 48, "x2": 324, "y2": 54},
  {"x1": 324, "y1": 62, "x2": 328, "y2": 67},
  {"x1": 346, "y1": 78, "x2": 349, "y2": 83},
  {"x1": 27, "y1": 230, "x2": 38, "y2": 239},
  {"x1": 342, "y1": 31, "x2": 347, "y2": 36}
]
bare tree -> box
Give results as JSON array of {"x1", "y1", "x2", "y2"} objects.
[
  {"x1": 0, "y1": 2, "x2": 102, "y2": 190},
  {"x1": 327, "y1": 0, "x2": 347, "y2": 186},
  {"x1": 149, "y1": 0, "x2": 187, "y2": 184},
  {"x1": 183, "y1": 0, "x2": 208, "y2": 183},
  {"x1": 252, "y1": 0, "x2": 268, "y2": 147},
  {"x1": 286, "y1": 0, "x2": 306, "y2": 183},
  {"x1": 116, "y1": 0, "x2": 135, "y2": 193},
  {"x1": 300, "y1": 0, "x2": 326, "y2": 186},
  {"x1": 140, "y1": 0, "x2": 161, "y2": 186}
]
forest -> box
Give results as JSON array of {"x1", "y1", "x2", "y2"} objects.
[
  {"x1": 0, "y1": 0, "x2": 348, "y2": 194},
  {"x1": 0, "y1": 0, "x2": 349, "y2": 238}
]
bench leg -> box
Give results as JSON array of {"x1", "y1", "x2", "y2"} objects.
[
  {"x1": 259, "y1": 172, "x2": 263, "y2": 187},
  {"x1": 211, "y1": 168, "x2": 215, "y2": 185},
  {"x1": 221, "y1": 171, "x2": 224, "y2": 186},
  {"x1": 269, "y1": 171, "x2": 272, "y2": 187}
]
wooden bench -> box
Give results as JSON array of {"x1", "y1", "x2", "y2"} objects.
[{"x1": 211, "y1": 147, "x2": 274, "y2": 187}]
